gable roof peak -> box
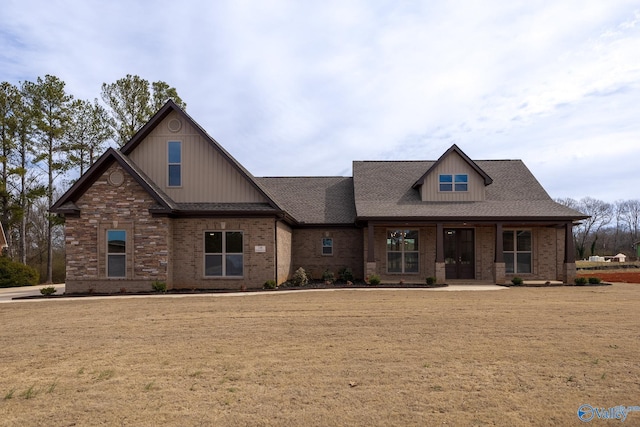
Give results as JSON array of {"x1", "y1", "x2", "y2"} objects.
[{"x1": 411, "y1": 144, "x2": 493, "y2": 188}]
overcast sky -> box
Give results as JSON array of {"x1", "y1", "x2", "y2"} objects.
[{"x1": 2, "y1": 1, "x2": 639, "y2": 202}]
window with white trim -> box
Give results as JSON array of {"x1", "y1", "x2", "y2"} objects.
[
  {"x1": 168, "y1": 141, "x2": 181, "y2": 187},
  {"x1": 322, "y1": 238, "x2": 333, "y2": 255},
  {"x1": 107, "y1": 230, "x2": 126, "y2": 277},
  {"x1": 439, "y1": 174, "x2": 468, "y2": 192},
  {"x1": 386, "y1": 229, "x2": 419, "y2": 273},
  {"x1": 204, "y1": 231, "x2": 243, "y2": 277},
  {"x1": 503, "y1": 230, "x2": 532, "y2": 274}
]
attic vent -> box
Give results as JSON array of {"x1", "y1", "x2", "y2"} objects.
[
  {"x1": 167, "y1": 118, "x2": 182, "y2": 133},
  {"x1": 108, "y1": 170, "x2": 125, "y2": 187}
]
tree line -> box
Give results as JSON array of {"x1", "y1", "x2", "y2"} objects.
[
  {"x1": 0, "y1": 74, "x2": 185, "y2": 282},
  {"x1": 556, "y1": 197, "x2": 640, "y2": 260}
]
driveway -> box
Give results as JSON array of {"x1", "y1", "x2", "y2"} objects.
[{"x1": 0, "y1": 284, "x2": 65, "y2": 303}]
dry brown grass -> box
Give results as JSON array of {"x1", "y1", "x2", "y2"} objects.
[{"x1": 1, "y1": 285, "x2": 639, "y2": 426}]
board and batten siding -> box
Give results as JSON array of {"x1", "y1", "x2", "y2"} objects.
[
  {"x1": 421, "y1": 151, "x2": 487, "y2": 202},
  {"x1": 128, "y1": 112, "x2": 268, "y2": 203}
]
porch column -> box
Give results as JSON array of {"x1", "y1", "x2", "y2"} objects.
[
  {"x1": 494, "y1": 222, "x2": 505, "y2": 284},
  {"x1": 563, "y1": 222, "x2": 576, "y2": 284},
  {"x1": 435, "y1": 223, "x2": 445, "y2": 284},
  {"x1": 366, "y1": 222, "x2": 376, "y2": 278}
]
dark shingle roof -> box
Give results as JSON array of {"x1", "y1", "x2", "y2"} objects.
[
  {"x1": 353, "y1": 160, "x2": 586, "y2": 220},
  {"x1": 257, "y1": 177, "x2": 356, "y2": 224}
]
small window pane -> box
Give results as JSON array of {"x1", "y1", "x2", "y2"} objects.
[
  {"x1": 226, "y1": 232, "x2": 243, "y2": 253},
  {"x1": 205, "y1": 254, "x2": 222, "y2": 276},
  {"x1": 517, "y1": 253, "x2": 531, "y2": 274},
  {"x1": 439, "y1": 183, "x2": 453, "y2": 192},
  {"x1": 168, "y1": 141, "x2": 181, "y2": 163},
  {"x1": 225, "y1": 254, "x2": 243, "y2": 276},
  {"x1": 504, "y1": 253, "x2": 515, "y2": 274},
  {"x1": 404, "y1": 230, "x2": 419, "y2": 251},
  {"x1": 454, "y1": 183, "x2": 468, "y2": 192},
  {"x1": 517, "y1": 231, "x2": 531, "y2": 252},
  {"x1": 387, "y1": 231, "x2": 402, "y2": 251},
  {"x1": 404, "y1": 252, "x2": 419, "y2": 272},
  {"x1": 503, "y1": 231, "x2": 514, "y2": 252},
  {"x1": 439, "y1": 174, "x2": 453, "y2": 183},
  {"x1": 387, "y1": 252, "x2": 402, "y2": 272},
  {"x1": 168, "y1": 165, "x2": 181, "y2": 186},
  {"x1": 454, "y1": 174, "x2": 468, "y2": 183},
  {"x1": 107, "y1": 231, "x2": 126, "y2": 254},
  {"x1": 108, "y1": 254, "x2": 126, "y2": 277},
  {"x1": 205, "y1": 232, "x2": 222, "y2": 253}
]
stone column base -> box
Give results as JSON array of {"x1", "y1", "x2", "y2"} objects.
[
  {"x1": 365, "y1": 262, "x2": 377, "y2": 279},
  {"x1": 494, "y1": 262, "x2": 506, "y2": 285},
  {"x1": 435, "y1": 262, "x2": 446, "y2": 284},
  {"x1": 563, "y1": 263, "x2": 577, "y2": 284}
]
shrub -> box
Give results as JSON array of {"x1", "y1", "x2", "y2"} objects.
[
  {"x1": 0, "y1": 257, "x2": 39, "y2": 288},
  {"x1": 426, "y1": 276, "x2": 437, "y2": 286},
  {"x1": 151, "y1": 280, "x2": 167, "y2": 292},
  {"x1": 369, "y1": 274, "x2": 381, "y2": 286},
  {"x1": 511, "y1": 277, "x2": 523, "y2": 286},
  {"x1": 40, "y1": 286, "x2": 57, "y2": 296},
  {"x1": 338, "y1": 267, "x2": 354, "y2": 283},
  {"x1": 263, "y1": 280, "x2": 277, "y2": 289},
  {"x1": 322, "y1": 270, "x2": 335, "y2": 284},
  {"x1": 292, "y1": 267, "x2": 309, "y2": 287},
  {"x1": 574, "y1": 277, "x2": 588, "y2": 286},
  {"x1": 588, "y1": 277, "x2": 602, "y2": 284}
]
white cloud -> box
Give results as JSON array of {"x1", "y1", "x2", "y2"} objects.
[{"x1": 1, "y1": 0, "x2": 639, "y2": 201}]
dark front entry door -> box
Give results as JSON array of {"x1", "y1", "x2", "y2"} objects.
[{"x1": 444, "y1": 228, "x2": 475, "y2": 280}]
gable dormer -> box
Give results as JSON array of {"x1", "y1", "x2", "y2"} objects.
[{"x1": 412, "y1": 144, "x2": 493, "y2": 202}]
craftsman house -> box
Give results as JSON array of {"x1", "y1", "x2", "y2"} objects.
[{"x1": 51, "y1": 100, "x2": 587, "y2": 293}]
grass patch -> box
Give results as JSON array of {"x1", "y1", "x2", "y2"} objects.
[
  {"x1": 20, "y1": 384, "x2": 38, "y2": 400},
  {"x1": 0, "y1": 285, "x2": 639, "y2": 425},
  {"x1": 4, "y1": 388, "x2": 16, "y2": 400}
]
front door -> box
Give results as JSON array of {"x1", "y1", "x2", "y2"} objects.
[{"x1": 444, "y1": 228, "x2": 475, "y2": 280}]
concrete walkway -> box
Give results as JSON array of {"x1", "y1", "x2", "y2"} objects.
[{"x1": 0, "y1": 283, "x2": 506, "y2": 303}]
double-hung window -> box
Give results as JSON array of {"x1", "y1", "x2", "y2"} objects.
[
  {"x1": 439, "y1": 174, "x2": 468, "y2": 192},
  {"x1": 322, "y1": 238, "x2": 333, "y2": 255},
  {"x1": 107, "y1": 230, "x2": 126, "y2": 277},
  {"x1": 503, "y1": 230, "x2": 532, "y2": 274},
  {"x1": 168, "y1": 141, "x2": 182, "y2": 187},
  {"x1": 204, "y1": 231, "x2": 244, "y2": 277},
  {"x1": 386, "y1": 229, "x2": 419, "y2": 273}
]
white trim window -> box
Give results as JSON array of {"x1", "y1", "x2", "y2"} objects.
[
  {"x1": 107, "y1": 230, "x2": 126, "y2": 277},
  {"x1": 439, "y1": 174, "x2": 468, "y2": 192},
  {"x1": 386, "y1": 229, "x2": 419, "y2": 273},
  {"x1": 503, "y1": 230, "x2": 532, "y2": 274},
  {"x1": 322, "y1": 238, "x2": 333, "y2": 256},
  {"x1": 204, "y1": 231, "x2": 244, "y2": 277},
  {"x1": 168, "y1": 141, "x2": 182, "y2": 187}
]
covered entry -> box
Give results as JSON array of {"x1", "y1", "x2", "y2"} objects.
[{"x1": 444, "y1": 228, "x2": 475, "y2": 279}]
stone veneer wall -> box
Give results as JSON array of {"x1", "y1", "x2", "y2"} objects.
[
  {"x1": 64, "y1": 163, "x2": 170, "y2": 293},
  {"x1": 171, "y1": 217, "x2": 276, "y2": 289},
  {"x1": 291, "y1": 228, "x2": 364, "y2": 280}
]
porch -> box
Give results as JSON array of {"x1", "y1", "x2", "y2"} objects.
[{"x1": 363, "y1": 221, "x2": 577, "y2": 285}]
